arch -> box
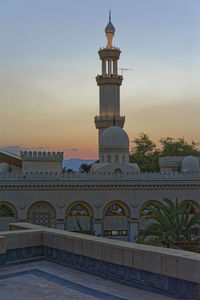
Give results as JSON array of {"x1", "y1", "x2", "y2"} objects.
[
  {"x1": 140, "y1": 201, "x2": 160, "y2": 216},
  {"x1": 104, "y1": 201, "x2": 130, "y2": 217},
  {"x1": 103, "y1": 201, "x2": 130, "y2": 240},
  {"x1": 66, "y1": 201, "x2": 93, "y2": 216},
  {"x1": 27, "y1": 201, "x2": 56, "y2": 228},
  {"x1": 0, "y1": 202, "x2": 16, "y2": 218},
  {"x1": 179, "y1": 200, "x2": 200, "y2": 215},
  {"x1": 0, "y1": 202, "x2": 17, "y2": 231},
  {"x1": 65, "y1": 201, "x2": 93, "y2": 232},
  {"x1": 105, "y1": 203, "x2": 125, "y2": 216},
  {"x1": 101, "y1": 155, "x2": 105, "y2": 163},
  {"x1": 114, "y1": 168, "x2": 121, "y2": 174}
]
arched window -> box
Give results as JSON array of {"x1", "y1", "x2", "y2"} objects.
[
  {"x1": 102, "y1": 155, "x2": 105, "y2": 163},
  {"x1": 179, "y1": 201, "x2": 196, "y2": 215},
  {"x1": 28, "y1": 201, "x2": 56, "y2": 228},
  {"x1": 141, "y1": 203, "x2": 158, "y2": 216},
  {"x1": 0, "y1": 204, "x2": 14, "y2": 217},
  {"x1": 68, "y1": 203, "x2": 89, "y2": 216},
  {"x1": 105, "y1": 203, "x2": 125, "y2": 216}
]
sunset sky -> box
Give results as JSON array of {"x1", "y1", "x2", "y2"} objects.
[{"x1": 0, "y1": 0, "x2": 200, "y2": 159}]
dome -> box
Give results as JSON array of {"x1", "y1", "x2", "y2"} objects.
[
  {"x1": 100, "y1": 126, "x2": 129, "y2": 149},
  {"x1": 105, "y1": 11, "x2": 115, "y2": 33},
  {"x1": 105, "y1": 21, "x2": 115, "y2": 33},
  {"x1": 181, "y1": 156, "x2": 199, "y2": 172}
]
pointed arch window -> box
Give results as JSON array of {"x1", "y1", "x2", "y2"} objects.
[
  {"x1": 0, "y1": 204, "x2": 14, "y2": 217},
  {"x1": 69, "y1": 204, "x2": 89, "y2": 216},
  {"x1": 141, "y1": 203, "x2": 158, "y2": 216},
  {"x1": 105, "y1": 203, "x2": 125, "y2": 216}
]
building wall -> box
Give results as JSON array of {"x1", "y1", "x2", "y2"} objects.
[{"x1": 0, "y1": 173, "x2": 199, "y2": 241}]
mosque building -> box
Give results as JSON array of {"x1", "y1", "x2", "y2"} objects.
[{"x1": 0, "y1": 15, "x2": 200, "y2": 241}]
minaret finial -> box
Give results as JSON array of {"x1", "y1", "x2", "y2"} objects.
[{"x1": 105, "y1": 9, "x2": 115, "y2": 48}]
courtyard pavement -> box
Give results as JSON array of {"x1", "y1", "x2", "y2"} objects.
[{"x1": 0, "y1": 258, "x2": 195, "y2": 300}]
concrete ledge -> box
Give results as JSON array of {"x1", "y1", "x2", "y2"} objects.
[
  {"x1": 1, "y1": 223, "x2": 199, "y2": 298},
  {"x1": 7, "y1": 223, "x2": 200, "y2": 284},
  {"x1": 1, "y1": 229, "x2": 42, "y2": 250}
]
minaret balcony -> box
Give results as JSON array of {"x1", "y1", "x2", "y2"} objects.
[
  {"x1": 94, "y1": 115, "x2": 125, "y2": 129},
  {"x1": 96, "y1": 75, "x2": 123, "y2": 86},
  {"x1": 98, "y1": 47, "x2": 121, "y2": 59}
]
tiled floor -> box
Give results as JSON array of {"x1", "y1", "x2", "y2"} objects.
[{"x1": 0, "y1": 259, "x2": 192, "y2": 300}]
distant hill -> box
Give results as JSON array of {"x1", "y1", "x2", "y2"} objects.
[{"x1": 63, "y1": 159, "x2": 96, "y2": 172}]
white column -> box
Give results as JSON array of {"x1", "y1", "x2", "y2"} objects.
[
  {"x1": 108, "y1": 60, "x2": 111, "y2": 76},
  {"x1": 94, "y1": 222, "x2": 102, "y2": 236},
  {"x1": 102, "y1": 60, "x2": 106, "y2": 76},
  {"x1": 113, "y1": 60, "x2": 117, "y2": 75},
  {"x1": 129, "y1": 222, "x2": 138, "y2": 242}
]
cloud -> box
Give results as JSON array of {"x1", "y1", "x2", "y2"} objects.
[{"x1": 70, "y1": 148, "x2": 78, "y2": 152}]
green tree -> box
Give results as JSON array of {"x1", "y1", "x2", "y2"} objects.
[
  {"x1": 79, "y1": 163, "x2": 91, "y2": 173},
  {"x1": 130, "y1": 133, "x2": 160, "y2": 172},
  {"x1": 130, "y1": 134, "x2": 200, "y2": 172},
  {"x1": 138, "y1": 198, "x2": 200, "y2": 245},
  {"x1": 160, "y1": 137, "x2": 200, "y2": 157}
]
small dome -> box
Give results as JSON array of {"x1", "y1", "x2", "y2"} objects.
[
  {"x1": 105, "y1": 20, "x2": 115, "y2": 33},
  {"x1": 100, "y1": 126, "x2": 129, "y2": 149},
  {"x1": 182, "y1": 156, "x2": 199, "y2": 172}
]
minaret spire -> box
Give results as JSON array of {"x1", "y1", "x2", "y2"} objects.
[{"x1": 94, "y1": 15, "x2": 125, "y2": 157}]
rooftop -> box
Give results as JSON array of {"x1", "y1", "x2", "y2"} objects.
[{"x1": 0, "y1": 259, "x2": 178, "y2": 300}]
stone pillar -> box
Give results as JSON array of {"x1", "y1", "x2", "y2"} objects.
[
  {"x1": 129, "y1": 222, "x2": 138, "y2": 242},
  {"x1": 113, "y1": 59, "x2": 117, "y2": 75},
  {"x1": 102, "y1": 60, "x2": 106, "y2": 76},
  {"x1": 108, "y1": 60, "x2": 111, "y2": 76},
  {"x1": 93, "y1": 221, "x2": 102, "y2": 236}
]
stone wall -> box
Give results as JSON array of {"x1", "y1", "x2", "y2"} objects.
[{"x1": 0, "y1": 172, "x2": 200, "y2": 239}]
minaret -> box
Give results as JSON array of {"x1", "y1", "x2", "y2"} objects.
[{"x1": 94, "y1": 12, "x2": 125, "y2": 151}]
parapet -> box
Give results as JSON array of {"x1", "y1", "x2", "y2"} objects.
[
  {"x1": 20, "y1": 151, "x2": 63, "y2": 173},
  {"x1": 20, "y1": 151, "x2": 63, "y2": 162}
]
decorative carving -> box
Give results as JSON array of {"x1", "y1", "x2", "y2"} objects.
[
  {"x1": 0, "y1": 183, "x2": 200, "y2": 192},
  {"x1": 28, "y1": 202, "x2": 56, "y2": 228},
  {"x1": 131, "y1": 203, "x2": 139, "y2": 208},
  {"x1": 94, "y1": 201, "x2": 103, "y2": 209},
  {"x1": 56, "y1": 200, "x2": 65, "y2": 209},
  {"x1": 18, "y1": 201, "x2": 27, "y2": 209}
]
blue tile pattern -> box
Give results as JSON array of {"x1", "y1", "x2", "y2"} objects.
[
  {"x1": 0, "y1": 268, "x2": 126, "y2": 300},
  {"x1": 0, "y1": 246, "x2": 199, "y2": 299}
]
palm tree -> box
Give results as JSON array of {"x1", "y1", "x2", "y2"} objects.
[{"x1": 140, "y1": 198, "x2": 200, "y2": 245}]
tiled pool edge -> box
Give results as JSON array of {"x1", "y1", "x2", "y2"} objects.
[{"x1": 0, "y1": 246, "x2": 199, "y2": 299}]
